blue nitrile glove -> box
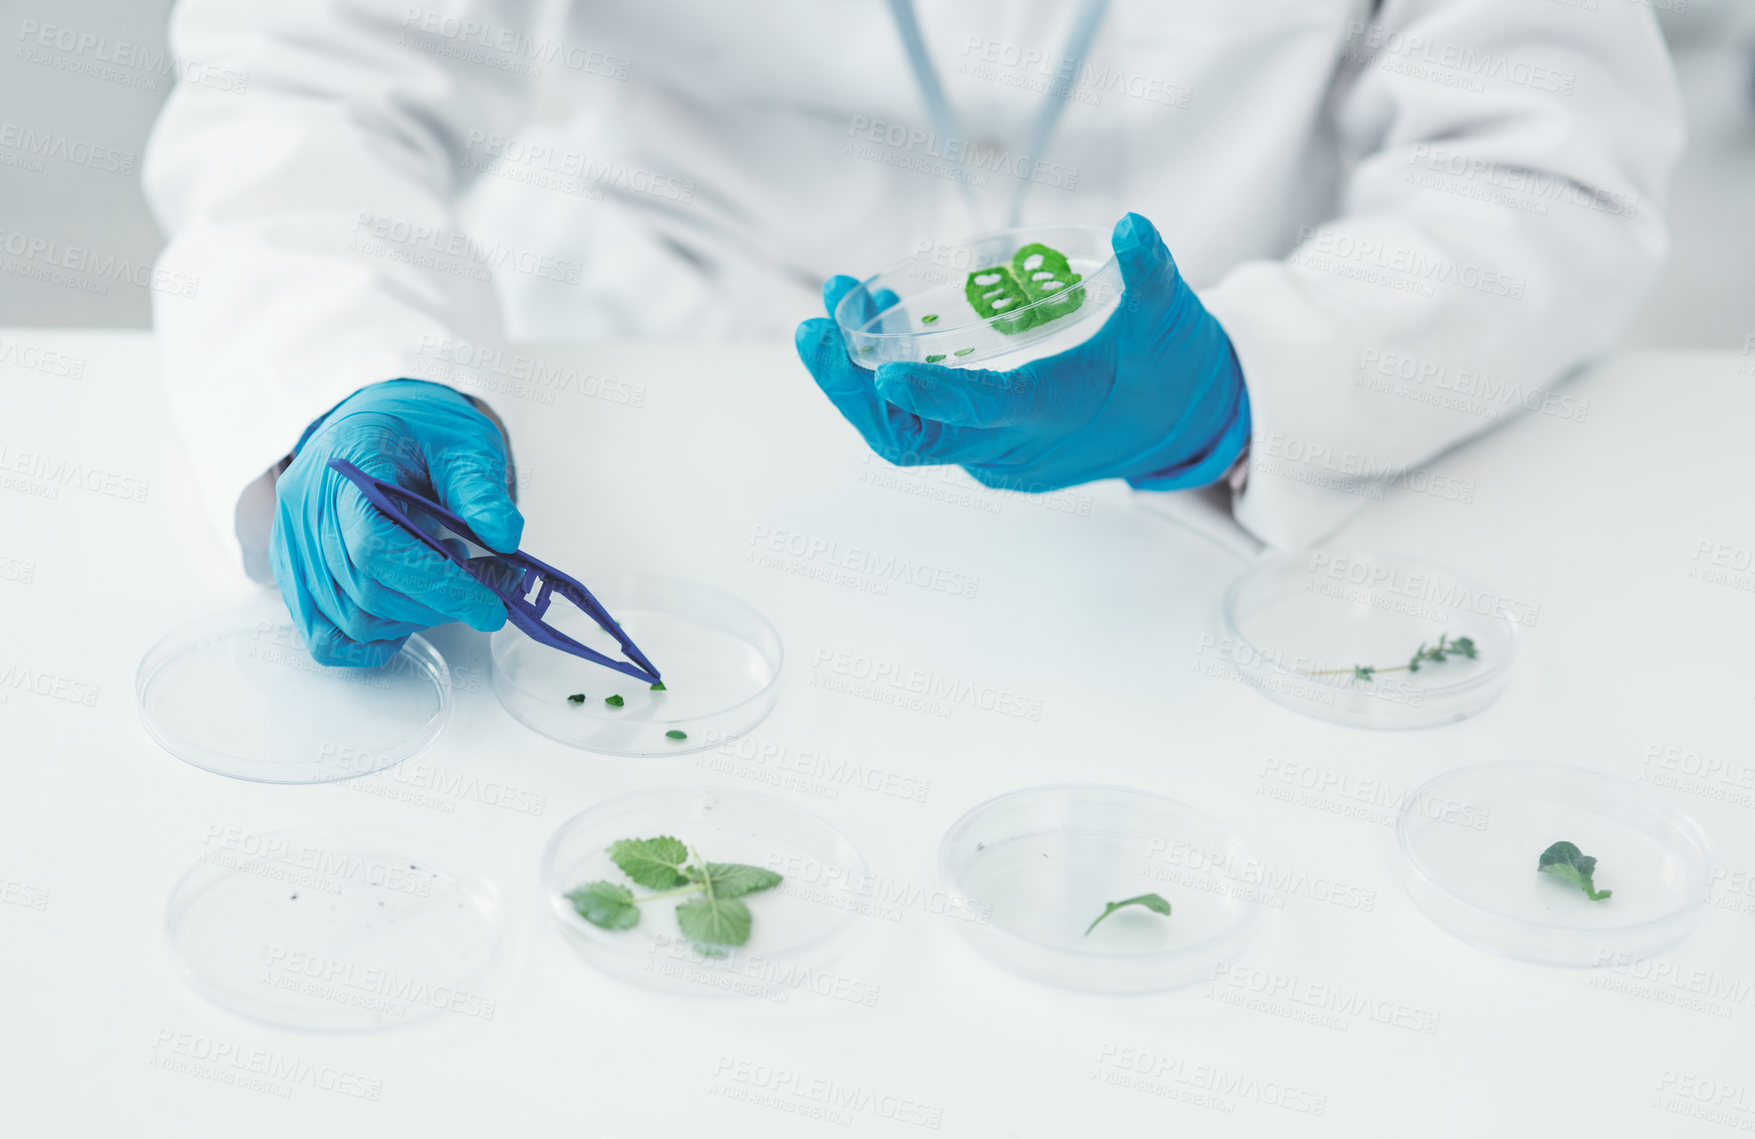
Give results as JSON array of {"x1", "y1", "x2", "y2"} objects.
[
  {"x1": 796, "y1": 213, "x2": 1249, "y2": 493},
  {"x1": 271, "y1": 379, "x2": 524, "y2": 667}
]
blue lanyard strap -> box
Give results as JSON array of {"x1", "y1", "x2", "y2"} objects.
[{"x1": 886, "y1": 0, "x2": 1112, "y2": 227}]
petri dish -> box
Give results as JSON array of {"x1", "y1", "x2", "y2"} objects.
[
  {"x1": 1394, "y1": 763, "x2": 1713, "y2": 966},
  {"x1": 136, "y1": 602, "x2": 451, "y2": 783},
  {"x1": 938, "y1": 785, "x2": 1261, "y2": 994},
  {"x1": 836, "y1": 224, "x2": 1123, "y2": 371},
  {"x1": 1220, "y1": 549, "x2": 1520, "y2": 730},
  {"x1": 541, "y1": 787, "x2": 866, "y2": 999},
  {"x1": 493, "y1": 575, "x2": 781, "y2": 757},
  {"x1": 166, "y1": 826, "x2": 504, "y2": 1032}
]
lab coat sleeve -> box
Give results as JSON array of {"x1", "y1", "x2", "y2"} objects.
[
  {"x1": 1193, "y1": 0, "x2": 1683, "y2": 549},
  {"x1": 142, "y1": 0, "x2": 542, "y2": 577}
]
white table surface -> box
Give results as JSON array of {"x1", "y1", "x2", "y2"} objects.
[{"x1": 2, "y1": 331, "x2": 1753, "y2": 1138}]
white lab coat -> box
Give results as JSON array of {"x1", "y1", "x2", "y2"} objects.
[{"x1": 143, "y1": 0, "x2": 1682, "y2": 570}]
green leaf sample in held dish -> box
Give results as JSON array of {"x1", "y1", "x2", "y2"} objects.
[
  {"x1": 1084, "y1": 892, "x2": 1172, "y2": 935},
  {"x1": 965, "y1": 265, "x2": 1036, "y2": 334},
  {"x1": 1011, "y1": 242, "x2": 1084, "y2": 322},
  {"x1": 1538, "y1": 840, "x2": 1612, "y2": 901},
  {"x1": 608, "y1": 836, "x2": 691, "y2": 889}
]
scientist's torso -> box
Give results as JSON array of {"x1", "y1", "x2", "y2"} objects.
[{"x1": 464, "y1": 0, "x2": 1367, "y2": 340}]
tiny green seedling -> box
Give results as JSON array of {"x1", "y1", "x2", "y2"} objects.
[
  {"x1": 1303, "y1": 633, "x2": 1478, "y2": 683},
  {"x1": 1538, "y1": 841, "x2": 1612, "y2": 901},
  {"x1": 1084, "y1": 893, "x2": 1172, "y2": 935},
  {"x1": 650, "y1": 681, "x2": 666, "y2": 691},
  {"x1": 566, "y1": 836, "x2": 783, "y2": 948},
  {"x1": 605, "y1": 694, "x2": 624, "y2": 707},
  {"x1": 666, "y1": 729, "x2": 687, "y2": 740},
  {"x1": 566, "y1": 693, "x2": 586, "y2": 705}
]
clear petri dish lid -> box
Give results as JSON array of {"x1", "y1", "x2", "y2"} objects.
[
  {"x1": 136, "y1": 601, "x2": 451, "y2": 783},
  {"x1": 541, "y1": 787, "x2": 866, "y2": 999},
  {"x1": 938, "y1": 784, "x2": 1261, "y2": 994},
  {"x1": 166, "y1": 826, "x2": 504, "y2": 1031},
  {"x1": 493, "y1": 575, "x2": 781, "y2": 757},
  {"x1": 1394, "y1": 763, "x2": 1714, "y2": 966},
  {"x1": 835, "y1": 223, "x2": 1123, "y2": 371},
  {"x1": 1221, "y1": 549, "x2": 1520, "y2": 730}
]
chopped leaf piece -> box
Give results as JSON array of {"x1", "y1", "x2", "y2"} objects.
[
  {"x1": 605, "y1": 694, "x2": 624, "y2": 707},
  {"x1": 566, "y1": 693, "x2": 586, "y2": 705},
  {"x1": 665, "y1": 729, "x2": 688, "y2": 740},
  {"x1": 676, "y1": 895, "x2": 753, "y2": 946},
  {"x1": 567, "y1": 881, "x2": 639, "y2": 930},
  {"x1": 1538, "y1": 841, "x2": 1612, "y2": 901},
  {"x1": 921, "y1": 314, "x2": 939, "y2": 324},
  {"x1": 1084, "y1": 893, "x2": 1172, "y2": 936},
  {"x1": 924, "y1": 354, "x2": 946, "y2": 363},
  {"x1": 608, "y1": 836, "x2": 690, "y2": 889},
  {"x1": 649, "y1": 681, "x2": 666, "y2": 691},
  {"x1": 701, "y1": 862, "x2": 782, "y2": 899},
  {"x1": 953, "y1": 347, "x2": 975, "y2": 357}
]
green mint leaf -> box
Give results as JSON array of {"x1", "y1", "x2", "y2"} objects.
[
  {"x1": 605, "y1": 694, "x2": 624, "y2": 707},
  {"x1": 701, "y1": 862, "x2": 782, "y2": 899},
  {"x1": 567, "y1": 881, "x2": 639, "y2": 930},
  {"x1": 676, "y1": 895, "x2": 753, "y2": 946},
  {"x1": 566, "y1": 693, "x2": 586, "y2": 704},
  {"x1": 608, "y1": 836, "x2": 690, "y2": 889},
  {"x1": 665, "y1": 729, "x2": 687, "y2": 740},
  {"x1": 1538, "y1": 840, "x2": 1612, "y2": 902},
  {"x1": 1084, "y1": 893, "x2": 1172, "y2": 936}
]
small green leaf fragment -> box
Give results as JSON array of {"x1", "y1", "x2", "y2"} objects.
[
  {"x1": 1538, "y1": 840, "x2": 1612, "y2": 901},
  {"x1": 1084, "y1": 893, "x2": 1172, "y2": 936},
  {"x1": 665, "y1": 729, "x2": 688, "y2": 740},
  {"x1": 676, "y1": 895, "x2": 753, "y2": 946},
  {"x1": 921, "y1": 314, "x2": 939, "y2": 324},
  {"x1": 924, "y1": 354, "x2": 946, "y2": 363},
  {"x1": 1352, "y1": 665, "x2": 1375, "y2": 682},
  {"x1": 605, "y1": 694, "x2": 624, "y2": 707},
  {"x1": 567, "y1": 881, "x2": 639, "y2": 930},
  {"x1": 953, "y1": 347, "x2": 975, "y2": 357},
  {"x1": 701, "y1": 862, "x2": 782, "y2": 899},
  {"x1": 608, "y1": 836, "x2": 690, "y2": 889},
  {"x1": 649, "y1": 681, "x2": 666, "y2": 691},
  {"x1": 566, "y1": 693, "x2": 586, "y2": 705}
]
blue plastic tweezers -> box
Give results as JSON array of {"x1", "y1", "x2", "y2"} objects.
[{"x1": 328, "y1": 458, "x2": 661, "y2": 685}]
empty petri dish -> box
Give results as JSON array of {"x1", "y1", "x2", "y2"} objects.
[
  {"x1": 1220, "y1": 549, "x2": 1520, "y2": 729},
  {"x1": 166, "y1": 826, "x2": 504, "y2": 1031},
  {"x1": 136, "y1": 602, "x2": 451, "y2": 783},
  {"x1": 1395, "y1": 763, "x2": 1713, "y2": 966},
  {"x1": 493, "y1": 575, "x2": 781, "y2": 757},
  {"x1": 541, "y1": 787, "x2": 866, "y2": 999},
  {"x1": 938, "y1": 785, "x2": 1261, "y2": 994},
  {"x1": 836, "y1": 224, "x2": 1123, "y2": 371}
]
